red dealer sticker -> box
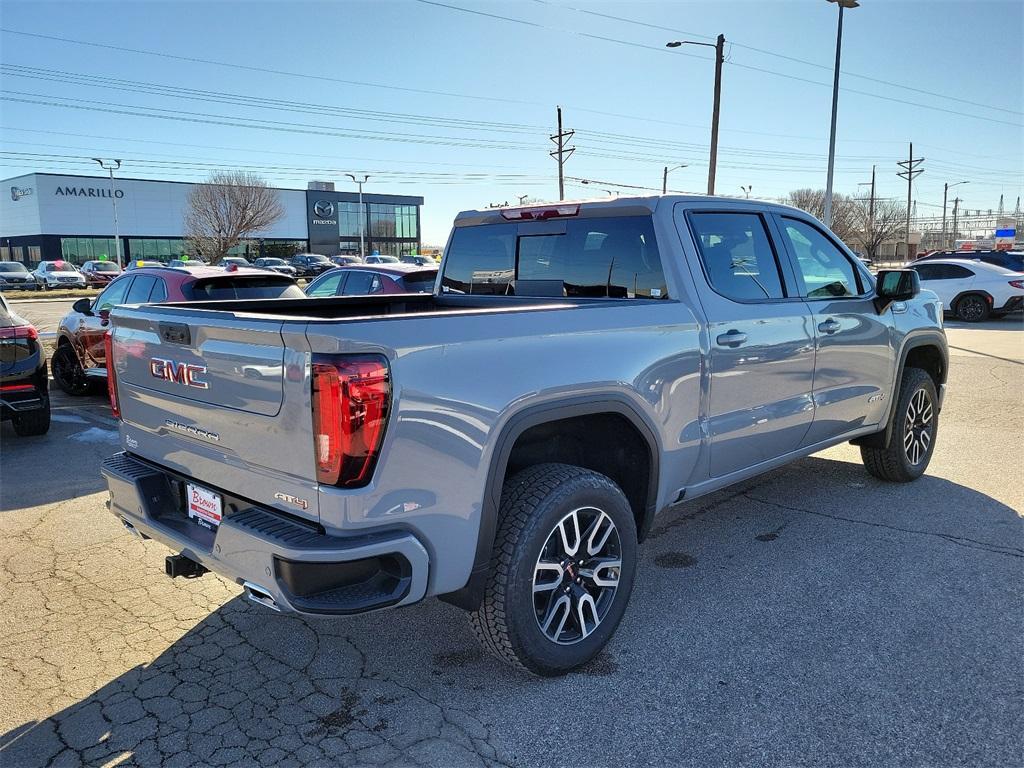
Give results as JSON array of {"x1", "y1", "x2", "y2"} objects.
[{"x1": 187, "y1": 483, "x2": 222, "y2": 530}]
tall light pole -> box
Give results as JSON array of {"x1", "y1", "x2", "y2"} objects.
[
  {"x1": 93, "y1": 158, "x2": 123, "y2": 268},
  {"x1": 740, "y1": 185, "x2": 752, "y2": 199},
  {"x1": 942, "y1": 181, "x2": 968, "y2": 249},
  {"x1": 662, "y1": 164, "x2": 687, "y2": 194},
  {"x1": 666, "y1": 35, "x2": 725, "y2": 195},
  {"x1": 345, "y1": 173, "x2": 370, "y2": 258},
  {"x1": 822, "y1": 0, "x2": 859, "y2": 228}
]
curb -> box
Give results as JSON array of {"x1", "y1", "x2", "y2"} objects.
[{"x1": 7, "y1": 296, "x2": 93, "y2": 304}]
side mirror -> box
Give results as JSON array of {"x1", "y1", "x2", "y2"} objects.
[
  {"x1": 874, "y1": 269, "x2": 920, "y2": 313},
  {"x1": 72, "y1": 297, "x2": 93, "y2": 315}
]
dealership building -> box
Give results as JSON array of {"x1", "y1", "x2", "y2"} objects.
[{"x1": 1, "y1": 173, "x2": 423, "y2": 265}]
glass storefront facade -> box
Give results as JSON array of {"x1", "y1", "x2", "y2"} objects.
[{"x1": 334, "y1": 202, "x2": 420, "y2": 257}]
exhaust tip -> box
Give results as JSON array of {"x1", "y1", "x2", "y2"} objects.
[{"x1": 243, "y1": 582, "x2": 281, "y2": 612}]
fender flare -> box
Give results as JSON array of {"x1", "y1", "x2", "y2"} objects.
[
  {"x1": 852, "y1": 332, "x2": 948, "y2": 449},
  {"x1": 439, "y1": 394, "x2": 661, "y2": 611}
]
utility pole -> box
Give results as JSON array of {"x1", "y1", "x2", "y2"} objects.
[
  {"x1": 666, "y1": 34, "x2": 724, "y2": 195},
  {"x1": 708, "y1": 34, "x2": 724, "y2": 196},
  {"x1": 345, "y1": 173, "x2": 370, "y2": 258},
  {"x1": 951, "y1": 196, "x2": 962, "y2": 246},
  {"x1": 941, "y1": 180, "x2": 968, "y2": 250},
  {"x1": 896, "y1": 142, "x2": 924, "y2": 258},
  {"x1": 93, "y1": 158, "x2": 122, "y2": 268},
  {"x1": 549, "y1": 106, "x2": 575, "y2": 200}
]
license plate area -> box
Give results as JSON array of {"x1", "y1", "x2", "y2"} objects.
[{"x1": 186, "y1": 483, "x2": 222, "y2": 530}]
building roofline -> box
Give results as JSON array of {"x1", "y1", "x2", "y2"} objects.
[{"x1": 2, "y1": 171, "x2": 423, "y2": 204}]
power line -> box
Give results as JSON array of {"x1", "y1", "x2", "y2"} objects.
[
  {"x1": 530, "y1": 0, "x2": 1022, "y2": 117},
  {"x1": 413, "y1": 0, "x2": 1024, "y2": 128}
]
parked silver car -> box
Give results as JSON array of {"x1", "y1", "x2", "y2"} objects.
[{"x1": 31, "y1": 261, "x2": 86, "y2": 290}]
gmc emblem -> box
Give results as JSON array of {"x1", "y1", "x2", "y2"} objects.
[{"x1": 150, "y1": 358, "x2": 209, "y2": 390}]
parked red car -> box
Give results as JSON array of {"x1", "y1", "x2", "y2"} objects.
[
  {"x1": 52, "y1": 266, "x2": 303, "y2": 395},
  {"x1": 80, "y1": 260, "x2": 123, "y2": 288},
  {"x1": 303, "y1": 264, "x2": 438, "y2": 297}
]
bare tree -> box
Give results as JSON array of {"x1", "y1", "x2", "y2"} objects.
[
  {"x1": 184, "y1": 172, "x2": 284, "y2": 263},
  {"x1": 783, "y1": 188, "x2": 858, "y2": 245},
  {"x1": 851, "y1": 198, "x2": 906, "y2": 260}
]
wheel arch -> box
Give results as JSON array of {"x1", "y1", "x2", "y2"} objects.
[
  {"x1": 439, "y1": 394, "x2": 661, "y2": 611},
  {"x1": 852, "y1": 332, "x2": 947, "y2": 449}
]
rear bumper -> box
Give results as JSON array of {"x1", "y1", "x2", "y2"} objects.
[
  {"x1": 995, "y1": 296, "x2": 1023, "y2": 314},
  {"x1": 101, "y1": 452, "x2": 430, "y2": 615}
]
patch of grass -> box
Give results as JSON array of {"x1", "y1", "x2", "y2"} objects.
[{"x1": 4, "y1": 288, "x2": 99, "y2": 301}]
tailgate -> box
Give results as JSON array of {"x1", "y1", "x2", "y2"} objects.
[{"x1": 109, "y1": 305, "x2": 319, "y2": 522}]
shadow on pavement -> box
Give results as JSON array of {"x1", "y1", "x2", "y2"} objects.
[
  {"x1": 2, "y1": 456, "x2": 1021, "y2": 767},
  {"x1": 1, "y1": 393, "x2": 117, "y2": 511}
]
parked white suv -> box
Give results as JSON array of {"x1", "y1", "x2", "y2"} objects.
[
  {"x1": 32, "y1": 261, "x2": 87, "y2": 290},
  {"x1": 909, "y1": 258, "x2": 1024, "y2": 321}
]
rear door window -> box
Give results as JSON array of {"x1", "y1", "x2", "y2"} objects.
[
  {"x1": 148, "y1": 278, "x2": 168, "y2": 302},
  {"x1": 341, "y1": 271, "x2": 381, "y2": 295},
  {"x1": 125, "y1": 275, "x2": 156, "y2": 304},
  {"x1": 687, "y1": 212, "x2": 786, "y2": 301},
  {"x1": 441, "y1": 216, "x2": 668, "y2": 298}
]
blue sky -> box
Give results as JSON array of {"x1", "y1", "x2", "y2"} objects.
[{"x1": 1, "y1": 0, "x2": 1021, "y2": 244}]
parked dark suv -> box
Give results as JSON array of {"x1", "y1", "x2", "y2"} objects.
[
  {"x1": 0, "y1": 293, "x2": 50, "y2": 436},
  {"x1": 288, "y1": 253, "x2": 335, "y2": 278}
]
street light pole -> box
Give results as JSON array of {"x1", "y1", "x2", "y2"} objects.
[
  {"x1": 345, "y1": 173, "x2": 370, "y2": 258},
  {"x1": 951, "y1": 196, "x2": 963, "y2": 247},
  {"x1": 942, "y1": 181, "x2": 968, "y2": 249},
  {"x1": 823, "y1": 0, "x2": 859, "y2": 228},
  {"x1": 662, "y1": 164, "x2": 688, "y2": 194},
  {"x1": 93, "y1": 158, "x2": 122, "y2": 268},
  {"x1": 740, "y1": 185, "x2": 752, "y2": 199},
  {"x1": 666, "y1": 34, "x2": 725, "y2": 195}
]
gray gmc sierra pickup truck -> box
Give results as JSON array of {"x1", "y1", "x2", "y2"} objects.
[{"x1": 101, "y1": 196, "x2": 947, "y2": 675}]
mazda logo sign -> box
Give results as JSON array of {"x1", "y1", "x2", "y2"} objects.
[{"x1": 313, "y1": 200, "x2": 335, "y2": 218}]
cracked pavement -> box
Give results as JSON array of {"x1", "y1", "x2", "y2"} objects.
[{"x1": 1, "y1": 321, "x2": 1021, "y2": 767}]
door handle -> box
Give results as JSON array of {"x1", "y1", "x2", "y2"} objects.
[
  {"x1": 716, "y1": 329, "x2": 748, "y2": 347},
  {"x1": 818, "y1": 318, "x2": 841, "y2": 335}
]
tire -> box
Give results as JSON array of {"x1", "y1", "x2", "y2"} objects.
[
  {"x1": 12, "y1": 397, "x2": 50, "y2": 436},
  {"x1": 51, "y1": 344, "x2": 92, "y2": 396},
  {"x1": 468, "y1": 463, "x2": 638, "y2": 676},
  {"x1": 955, "y1": 293, "x2": 990, "y2": 322},
  {"x1": 860, "y1": 367, "x2": 938, "y2": 482}
]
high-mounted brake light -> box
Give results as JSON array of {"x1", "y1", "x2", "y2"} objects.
[
  {"x1": 1009, "y1": 279, "x2": 1024, "y2": 290},
  {"x1": 104, "y1": 330, "x2": 121, "y2": 420},
  {"x1": 311, "y1": 355, "x2": 390, "y2": 487},
  {"x1": 500, "y1": 204, "x2": 580, "y2": 221},
  {"x1": 0, "y1": 325, "x2": 38, "y2": 340}
]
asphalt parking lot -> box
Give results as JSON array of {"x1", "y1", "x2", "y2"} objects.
[{"x1": 1, "y1": 319, "x2": 1021, "y2": 767}]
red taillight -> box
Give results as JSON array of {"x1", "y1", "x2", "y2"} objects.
[
  {"x1": 104, "y1": 331, "x2": 121, "y2": 420},
  {"x1": 0, "y1": 324, "x2": 38, "y2": 340},
  {"x1": 1009, "y1": 279, "x2": 1024, "y2": 289},
  {"x1": 311, "y1": 355, "x2": 390, "y2": 487},
  {"x1": 500, "y1": 204, "x2": 580, "y2": 220},
  {"x1": 0, "y1": 383, "x2": 35, "y2": 392}
]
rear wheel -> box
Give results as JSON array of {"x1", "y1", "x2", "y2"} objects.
[
  {"x1": 51, "y1": 344, "x2": 92, "y2": 396},
  {"x1": 469, "y1": 463, "x2": 638, "y2": 676},
  {"x1": 11, "y1": 397, "x2": 50, "y2": 436},
  {"x1": 860, "y1": 367, "x2": 938, "y2": 482},
  {"x1": 955, "y1": 293, "x2": 989, "y2": 322}
]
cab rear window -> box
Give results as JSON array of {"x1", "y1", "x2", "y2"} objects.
[
  {"x1": 185, "y1": 277, "x2": 304, "y2": 300},
  {"x1": 441, "y1": 216, "x2": 668, "y2": 299}
]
